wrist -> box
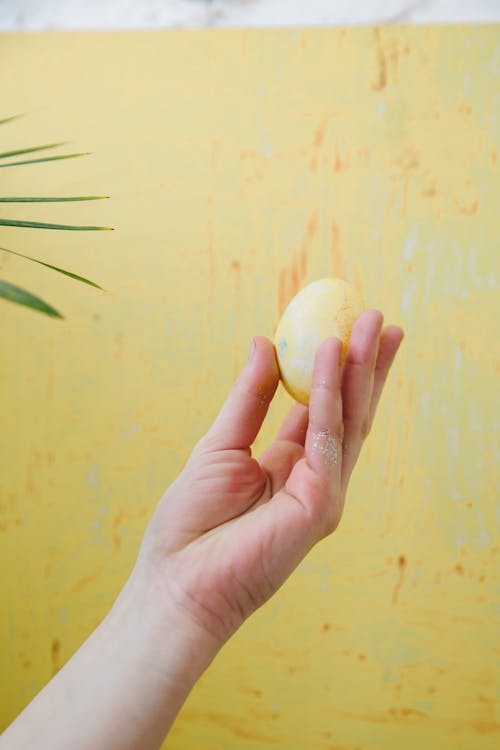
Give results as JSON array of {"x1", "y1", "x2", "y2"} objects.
[
  {"x1": 105, "y1": 559, "x2": 222, "y2": 696},
  {"x1": 1, "y1": 561, "x2": 222, "y2": 750}
]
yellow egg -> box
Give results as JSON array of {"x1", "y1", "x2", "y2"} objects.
[{"x1": 274, "y1": 278, "x2": 364, "y2": 405}]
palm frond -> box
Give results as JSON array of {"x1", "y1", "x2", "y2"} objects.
[
  {"x1": 0, "y1": 152, "x2": 91, "y2": 168},
  {"x1": 0, "y1": 218, "x2": 113, "y2": 231},
  {"x1": 0, "y1": 142, "x2": 67, "y2": 160},
  {"x1": 0, "y1": 113, "x2": 26, "y2": 126},
  {"x1": 0, "y1": 196, "x2": 109, "y2": 202},
  {"x1": 0, "y1": 113, "x2": 111, "y2": 318},
  {"x1": 0, "y1": 246, "x2": 104, "y2": 290},
  {"x1": 0, "y1": 278, "x2": 63, "y2": 318}
]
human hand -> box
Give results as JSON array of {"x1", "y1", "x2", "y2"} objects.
[
  {"x1": 137, "y1": 310, "x2": 404, "y2": 648},
  {"x1": 0, "y1": 310, "x2": 403, "y2": 750}
]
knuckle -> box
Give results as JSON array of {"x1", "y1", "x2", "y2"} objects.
[
  {"x1": 345, "y1": 349, "x2": 371, "y2": 368},
  {"x1": 322, "y1": 504, "x2": 341, "y2": 536},
  {"x1": 192, "y1": 432, "x2": 217, "y2": 456},
  {"x1": 360, "y1": 416, "x2": 372, "y2": 440},
  {"x1": 309, "y1": 418, "x2": 343, "y2": 443}
]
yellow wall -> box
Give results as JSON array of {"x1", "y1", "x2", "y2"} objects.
[{"x1": 0, "y1": 25, "x2": 498, "y2": 749}]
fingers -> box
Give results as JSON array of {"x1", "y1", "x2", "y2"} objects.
[
  {"x1": 279, "y1": 337, "x2": 344, "y2": 539},
  {"x1": 199, "y1": 336, "x2": 280, "y2": 452},
  {"x1": 369, "y1": 325, "x2": 404, "y2": 424},
  {"x1": 257, "y1": 405, "x2": 308, "y2": 500},
  {"x1": 304, "y1": 337, "x2": 344, "y2": 480},
  {"x1": 340, "y1": 310, "x2": 383, "y2": 493}
]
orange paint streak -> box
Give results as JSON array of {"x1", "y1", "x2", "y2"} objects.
[
  {"x1": 72, "y1": 570, "x2": 100, "y2": 593},
  {"x1": 330, "y1": 221, "x2": 345, "y2": 278},
  {"x1": 182, "y1": 709, "x2": 281, "y2": 743},
  {"x1": 455, "y1": 198, "x2": 479, "y2": 214},
  {"x1": 310, "y1": 115, "x2": 334, "y2": 172},
  {"x1": 51, "y1": 637, "x2": 61, "y2": 675},
  {"x1": 458, "y1": 100, "x2": 473, "y2": 116},
  {"x1": 394, "y1": 707, "x2": 429, "y2": 719},
  {"x1": 313, "y1": 120, "x2": 328, "y2": 149},
  {"x1": 277, "y1": 210, "x2": 318, "y2": 315},
  {"x1": 422, "y1": 185, "x2": 437, "y2": 198},
  {"x1": 392, "y1": 554, "x2": 407, "y2": 604},
  {"x1": 372, "y1": 28, "x2": 388, "y2": 91},
  {"x1": 333, "y1": 142, "x2": 342, "y2": 173},
  {"x1": 113, "y1": 510, "x2": 125, "y2": 551},
  {"x1": 240, "y1": 686, "x2": 263, "y2": 698},
  {"x1": 231, "y1": 259, "x2": 241, "y2": 290}
]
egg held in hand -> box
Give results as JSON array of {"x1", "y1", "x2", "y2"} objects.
[{"x1": 274, "y1": 278, "x2": 364, "y2": 405}]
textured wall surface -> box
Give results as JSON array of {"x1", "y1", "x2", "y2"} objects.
[{"x1": 1, "y1": 25, "x2": 498, "y2": 749}]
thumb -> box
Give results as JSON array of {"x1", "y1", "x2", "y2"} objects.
[{"x1": 199, "y1": 336, "x2": 280, "y2": 452}]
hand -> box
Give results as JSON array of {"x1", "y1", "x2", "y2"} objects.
[
  {"x1": 137, "y1": 310, "x2": 404, "y2": 646},
  {"x1": 1, "y1": 310, "x2": 403, "y2": 750}
]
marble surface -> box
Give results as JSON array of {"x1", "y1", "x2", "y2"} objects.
[{"x1": 0, "y1": 0, "x2": 499, "y2": 30}]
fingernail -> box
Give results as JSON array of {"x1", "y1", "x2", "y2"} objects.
[{"x1": 248, "y1": 337, "x2": 256, "y2": 361}]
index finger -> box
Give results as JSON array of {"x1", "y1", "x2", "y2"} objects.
[{"x1": 198, "y1": 336, "x2": 280, "y2": 452}]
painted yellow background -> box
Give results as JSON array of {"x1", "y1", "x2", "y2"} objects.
[{"x1": 0, "y1": 25, "x2": 499, "y2": 749}]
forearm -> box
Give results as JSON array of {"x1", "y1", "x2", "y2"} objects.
[{"x1": 1, "y1": 565, "x2": 220, "y2": 750}]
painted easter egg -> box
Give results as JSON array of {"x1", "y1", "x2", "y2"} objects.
[{"x1": 274, "y1": 278, "x2": 364, "y2": 405}]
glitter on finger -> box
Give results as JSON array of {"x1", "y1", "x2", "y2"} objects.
[{"x1": 311, "y1": 428, "x2": 339, "y2": 466}]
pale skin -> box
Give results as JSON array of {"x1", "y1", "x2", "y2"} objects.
[{"x1": 1, "y1": 310, "x2": 403, "y2": 750}]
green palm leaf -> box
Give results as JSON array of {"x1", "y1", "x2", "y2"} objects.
[
  {"x1": 0, "y1": 142, "x2": 67, "y2": 160},
  {"x1": 0, "y1": 279, "x2": 62, "y2": 318},
  {"x1": 0, "y1": 196, "x2": 109, "y2": 202},
  {"x1": 0, "y1": 246, "x2": 104, "y2": 290},
  {"x1": 0, "y1": 152, "x2": 91, "y2": 168},
  {"x1": 0, "y1": 218, "x2": 113, "y2": 231},
  {"x1": 0, "y1": 113, "x2": 26, "y2": 126},
  {"x1": 0, "y1": 112, "x2": 111, "y2": 317}
]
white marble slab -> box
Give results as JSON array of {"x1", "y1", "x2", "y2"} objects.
[{"x1": 0, "y1": 0, "x2": 499, "y2": 31}]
